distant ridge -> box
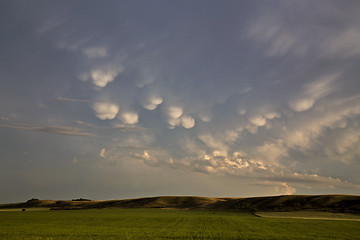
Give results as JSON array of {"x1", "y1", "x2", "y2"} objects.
[{"x1": 1, "y1": 195, "x2": 359, "y2": 213}]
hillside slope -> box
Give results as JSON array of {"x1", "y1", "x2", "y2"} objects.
[{"x1": 1, "y1": 195, "x2": 359, "y2": 212}]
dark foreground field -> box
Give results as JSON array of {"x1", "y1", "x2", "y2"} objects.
[{"x1": 1, "y1": 208, "x2": 360, "y2": 240}]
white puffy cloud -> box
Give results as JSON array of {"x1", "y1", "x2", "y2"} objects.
[
  {"x1": 167, "y1": 106, "x2": 183, "y2": 119},
  {"x1": 264, "y1": 112, "x2": 280, "y2": 120},
  {"x1": 248, "y1": 116, "x2": 267, "y2": 126},
  {"x1": 92, "y1": 102, "x2": 119, "y2": 120},
  {"x1": 90, "y1": 67, "x2": 121, "y2": 88},
  {"x1": 133, "y1": 150, "x2": 150, "y2": 161},
  {"x1": 181, "y1": 115, "x2": 195, "y2": 129},
  {"x1": 100, "y1": 148, "x2": 106, "y2": 158},
  {"x1": 275, "y1": 183, "x2": 296, "y2": 195},
  {"x1": 165, "y1": 106, "x2": 184, "y2": 128},
  {"x1": 168, "y1": 118, "x2": 181, "y2": 129},
  {"x1": 119, "y1": 112, "x2": 139, "y2": 125},
  {"x1": 142, "y1": 96, "x2": 163, "y2": 110},
  {"x1": 130, "y1": 149, "x2": 171, "y2": 167},
  {"x1": 80, "y1": 65, "x2": 123, "y2": 88},
  {"x1": 289, "y1": 98, "x2": 315, "y2": 112}
]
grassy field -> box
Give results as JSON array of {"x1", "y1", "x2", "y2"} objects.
[
  {"x1": 257, "y1": 211, "x2": 360, "y2": 221},
  {"x1": 1, "y1": 208, "x2": 360, "y2": 240}
]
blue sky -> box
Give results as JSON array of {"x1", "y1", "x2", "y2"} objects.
[{"x1": 1, "y1": 0, "x2": 360, "y2": 202}]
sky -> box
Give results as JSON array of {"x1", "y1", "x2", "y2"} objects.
[{"x1": 1, "y1": 0, "x2": 360, "y2": 203}]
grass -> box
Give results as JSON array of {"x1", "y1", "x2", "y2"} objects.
[
  {"x1": 257, "y1": 211, "x2": 360, "y2": 221},
  {"x1": 0, "y1": 208, "x2": 360, "y2": 239}
]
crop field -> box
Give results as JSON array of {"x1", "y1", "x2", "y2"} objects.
[
  {"x1": 257, "y1": 211, "x2": 360, "y2": 221},
  {"x1": 0, "y1": 208, "x2": 360, "y2": 240}
]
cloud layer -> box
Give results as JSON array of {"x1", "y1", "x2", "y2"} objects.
[{"x1": 1, "y1": 0, "x2": 360, "y2": 202}]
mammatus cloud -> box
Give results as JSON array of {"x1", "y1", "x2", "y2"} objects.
[
  {"x1": 167, "y1": 106, "x2": 183, "y2": 119},
  {"x1": 289, "y1": 99, "x2": 315, "y2": 112},
  {"x1": 90, "y1": 68, "x2": 120, "y2": 88},
  {"x1": 141, "y1": 96, "x2": 163, "y2": 111},
  {"x1": 289, "y1": 73, "x2": 339, "y2": 112},
  {"x1": 181, "y1": 115, "x2": 195, "y2": 129},
  {"x1": 162, "y1": 107, "x2": 196, "y2": 129},
  {"x1": 80, "y1": 65, "x2": 123, "y2": 88},
  {"x1": 248, "y1": 116, "x2": 267, "y2": 127},
  {"x1": 119, "y1": 112, "x2": 139, "y2": 125},
  {"x1": 2, "y1": 0, "x2": 360, "y2": 201},
  {"x1": 165, "y1": 106, "x2": 184, "y2": 129},
  {"x1": 92, "y1": 102, "x2": 119, "y2": 120}
]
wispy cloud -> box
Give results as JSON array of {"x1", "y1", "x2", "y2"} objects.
[
  {"x1": 35, "y1": 126, "x2": 95, "y2": 137},
  {"x1": 0, "y1": 123, "x2": 95, "y2": 137},
  {"x1": 82, "y1": 47, "x2": 108, "y2": 59},
  {"x1": 289, "y1": 73, "x2": 339, "y2": 112},
  {"x1": 0, "y1": 117, "x2": 11, "y2": 121},
  {"x1": 111, "y1": 124, "x2": 144, "y2": 131},
  {"x1": 56, "y1": 97, "x2": 91, "y2": 103}
]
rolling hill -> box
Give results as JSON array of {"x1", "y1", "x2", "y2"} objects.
[{"x1": 1, "y1": 195, "x2": 359, "y2": 213}]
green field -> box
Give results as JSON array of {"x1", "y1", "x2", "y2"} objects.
[
  {"x1": 257, "y1": 211, "x2": 360, "y2": 221},
  {"x1": 1, "y1": 209, "x2": 360, "y2": 240}
]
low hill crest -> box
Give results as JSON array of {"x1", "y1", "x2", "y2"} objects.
[{"x1": 1, "y1": 195, "x2": 359, "y2": 213}]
